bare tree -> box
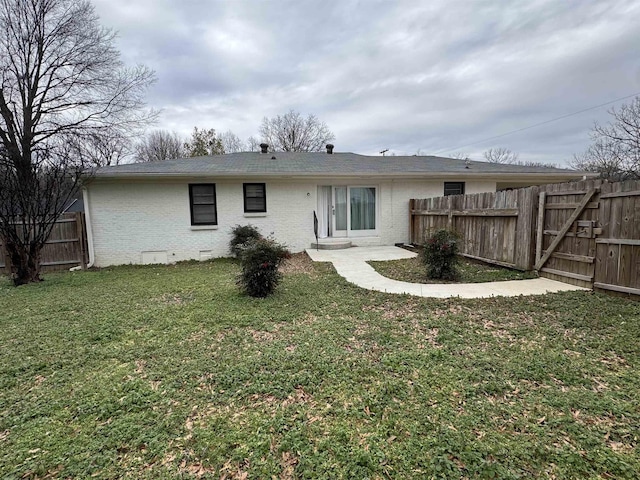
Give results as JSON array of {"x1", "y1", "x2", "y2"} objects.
[
  {"x1": 74, "y1": 128, "x2": 133, "y2": 166},
  {"x1": 481, "y1": 147, "x2": 558, "y2": 168},
  {"x1": 483, "y1": 147, "x2": 519, "y2": 164},
  {"x1": 259, "y1": 110, "x2": 335, "y2": 152},
  {"x1": 449, "y1": 152, "x2": 470, "y2": 160},
  {"x1": 135, "y1": 130, "x2": 184, "y2": 162},
  {"x1": 246, "y1": 135, "x2": 260, "y2": 152},
  {"x1": 571, "y1": 139, "x2": 626, "y2": 179},
  {"x1": 516, "y1": 160, "x2": 560, "y2": 168},
  {"x1": 0, "y1": 0, "x2": 155, "y2": 285},
  {"x1": 219, "y1": 130, "x2": 246, "y2": 153},
  {"x1": 184, "y1": 127, "x2": 224, "y2": 156},
  {"x1": 571, "y1": 97, "x2": 640, "y2": 179}
]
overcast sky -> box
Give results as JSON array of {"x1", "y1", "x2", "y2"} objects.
[{"x1": 92, "y1": 0, "x2": 640, "y2": 165}]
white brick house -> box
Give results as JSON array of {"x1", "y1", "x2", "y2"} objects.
[{"x1": 84, "y1": 146, "x2": 589, "y2": 267}]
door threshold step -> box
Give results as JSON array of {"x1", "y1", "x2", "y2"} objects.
[{"x1": 311, "y1": 239, "x2": 352, "y2": 250}]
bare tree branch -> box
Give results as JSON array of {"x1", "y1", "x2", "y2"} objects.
[
  {"x1": 483, "y1": 147, "x2": 519, "y2": 164},
  {"x1": 219, "y1": 130, "x2": 246, "y2": 153},
  {"x1": 449, "y1": 152, "x2": 470, "y2": 160},
  {"x1": 135, "y1": 130, "x2": 184, "y2": 162},
  {"x1": 571, "y1": 96, "x2": 640, "y2": 180},
  {"x1": 259, "y1": 110, "x2": 335, "y2": 152}
]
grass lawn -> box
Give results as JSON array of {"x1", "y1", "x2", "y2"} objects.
[
  {"x1": 1, "y1": 255, "x2": 639, "y2": 479},
  {"x1": 369, "y1": 251, "x2": 538, "y2": 284}
]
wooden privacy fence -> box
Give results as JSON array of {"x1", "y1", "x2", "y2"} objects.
[
  {"x1": 409, "y1": 187, "x2": 538, "y2": 270},
  {"x1": 410, "y1": 178, "x2": 640, "y2": 297},
  {"x1": 0, "y1": 212, "x2": 88, "y2": 274}
]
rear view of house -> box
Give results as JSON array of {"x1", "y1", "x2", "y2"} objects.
[{"x1": 83, "y1": 145, "x2": 589, "y2": 267}]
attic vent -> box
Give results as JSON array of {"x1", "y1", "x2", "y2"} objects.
[
  {"x1": 326, "y1": 144, "x2": 334, "y2": 154},
  {"x1": 260, "y1": 143, "x2": 269, "y2": 154}
]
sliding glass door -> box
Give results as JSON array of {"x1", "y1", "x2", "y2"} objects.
[
  {"x1": 350, "y1": 187, "x2": 376, "y2": 231},
  {"x1": 331, "y1": 185, "x2": 378, "y2": 237}
]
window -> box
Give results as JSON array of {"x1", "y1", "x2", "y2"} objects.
[
  {"x1": 350, "y1": 187, "x2": 376, "y2": 230},
  {"x1": 444, "y1": 182, "x2": 465, "y2": 196},
  {"x1": 189, "y1": 184, "x2": 217, "y2": 225},
  {"x1": 243, "y1": 183, "x2": 266, "y2": 213}
]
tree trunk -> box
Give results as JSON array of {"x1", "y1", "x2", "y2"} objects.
[{"x1": 6, "y1": 240, "x2": 42, "y2": 286}]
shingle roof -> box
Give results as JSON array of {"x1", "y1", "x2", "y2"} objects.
[{"x1": 95, "y1": 152, "x2": 583, "y2": 178}]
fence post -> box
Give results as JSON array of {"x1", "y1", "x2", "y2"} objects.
[
  {"x1": 409, "y1": 199, "x2": 415, "y2": 244},
  {"x1": 535, "y1": 191, "x2": 546, "y2": 266},
  {"x1": 75, "y1": 212, "x2": 87, "y2": 269}
]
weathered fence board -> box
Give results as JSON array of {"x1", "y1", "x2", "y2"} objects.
[
  {"x1": 410, "y1": 188, "x2": 533, "y2": 269},
  {"x1": 592, "y1": 179, "x2": 640, "y2": 296},
  {"x1": 0, "y1": 212, "x2": 88, "y2": 274}
]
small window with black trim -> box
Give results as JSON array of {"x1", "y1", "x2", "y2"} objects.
[
  {"x1": 444, "y1": 182, "x2": 465, "y2": 196},
  {"x1": 189, "y1": 184, "x2": 217, "y2": 225},
  {"x1": 243, "y1": 183, "x2": 266, "y2": 213}
]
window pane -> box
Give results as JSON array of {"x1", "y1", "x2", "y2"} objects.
[
  {"x1": 350, "y1": 187, "x2": 376, "y2": 230},
  {"x1": 444, "y1": 182, "x2": 465, "y2": 196},
  {"x1": 192, "y1": 193, "x2": 215, "y2": 204},
  {"x1": 245, "y1": 197, "x2": 265, "y2": 211},
  {"x1": 335, "y1": 187, "x2": 347, "y2": 230},
  {"x1": 192, "y1": 204, "x2": 216, "y2": 224},
  {"x1": 244, "y1": 183, "x2": 266, "y2": 212},
  {"x1": 245, "y1": 184, "x2": 264, "y2": 197},
  {"x1": 192, "y1": 185, "x2": 214, "y2": 196}
]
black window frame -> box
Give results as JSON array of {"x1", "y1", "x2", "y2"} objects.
[
  {"x1": 189, "y1": 183, "x2": 218, "y2": 226},
  {"x1": 444, "y1": 182, "x2": 465, "y2": 196},
  {"x1": 243, "y1": 182, "x2": 267, "y2": 213}
]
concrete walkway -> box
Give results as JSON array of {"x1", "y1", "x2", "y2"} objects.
[{"x1": 306, "y1": 246, "x2": 589, "y2": 299}]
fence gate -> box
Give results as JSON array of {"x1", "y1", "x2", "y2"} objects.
[{"x1": 534, "y1": 184, "x2": 601, "y2": 288}]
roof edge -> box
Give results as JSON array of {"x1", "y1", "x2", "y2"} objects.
[{"x1": 91, "y1": 170, "x2": 594, "y2": 181}]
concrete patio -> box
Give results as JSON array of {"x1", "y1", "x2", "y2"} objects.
[{"x1": 305, "y1": 246, "x2": 589, "y2": 299}]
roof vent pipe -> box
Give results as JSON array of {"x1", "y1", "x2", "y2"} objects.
[
  {"x1": 260, "y1": 143, "x2": 269, "y2": 154},
  {"x1": 326, "y1": 144, "x2": 334, "y2": 154}
]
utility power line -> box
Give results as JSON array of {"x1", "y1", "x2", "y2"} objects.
[{"x1": 432, "y1": 91, "x2": 640, "y2": 155}]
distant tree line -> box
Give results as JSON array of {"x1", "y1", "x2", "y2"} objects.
[
  {"x1": 133, "y1": 110, "x2": 336, "y2": 163},
  {"x1": 444, "y1": 149, "x2": 558, "y2": 168}
]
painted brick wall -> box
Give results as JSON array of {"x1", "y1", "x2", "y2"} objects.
[
  {"x1": 377, "y1": 179, "x2": 497, "y2": 246},
  {"x1": 87, "y1": 178, "x2": 497, "y2": 266},
  {"x1": 88, "y1": 179, "x2": 318, "y2": 266}
]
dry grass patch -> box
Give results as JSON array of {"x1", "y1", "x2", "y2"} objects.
[{"x1": 280, "y1": 252, "x2": 317, "y2": 276}]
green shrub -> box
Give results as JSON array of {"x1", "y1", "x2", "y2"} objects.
[
  {"x1": 422, "y1": 229, "x2": 460, "y2": 280},
  {"x1": 229, "y1": 224, "x2": 263, "y2": 258},
  {"x1": 237, "y1": 238, "x2": 290, "y2": 297}
]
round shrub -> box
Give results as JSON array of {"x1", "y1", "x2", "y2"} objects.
[
  {"x1": 237, "y1": 238, "x2": 290, "y2": 298},
  {"x1": 229, "y1": 224, "x2": 263, "y2": 258},
  {"x1": 422, "y1": 229, "x2": 460, "y2": 280}
]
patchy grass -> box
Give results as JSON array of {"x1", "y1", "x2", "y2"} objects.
[
  {"x1": 1, "y1": 259, "x2": 639, "y2": 479},
  {"x1": 369, "y1": 253, "x2": 538, "y2": 284}
]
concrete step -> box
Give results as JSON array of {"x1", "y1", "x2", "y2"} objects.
[{"x1": 310, "y1": 238, "x2": 352, "y2": 250}]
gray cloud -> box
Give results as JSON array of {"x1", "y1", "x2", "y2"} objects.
[{"x1": 93, "y1": 0, "x2": 640, "y2": 165}]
